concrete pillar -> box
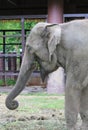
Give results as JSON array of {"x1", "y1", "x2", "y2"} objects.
[
  {"x1": 47, "y1": 0, "x2": 63, "y2": 23},
  {"x1": 47, "y1": 0, "x2": 65, "y2": 94}
]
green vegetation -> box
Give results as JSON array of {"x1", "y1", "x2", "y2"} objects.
[
  {"x1": 0, "y1": 19, "x2": 38, "y2": 53},
  {"x1": 0, "y1": 94, "x2": 66, "y2": 130},
  {"x1": 0, "y1": 19, "x2": 38, "y2": 30},
  {"x1": 0, "y1": 78, "x2": 16, "y2": 86},
  {"x1": 18, "y1": 95, "x2": 64, "y2": 114},
  {"x1": 0, "y1": 19, "x2": 45, "y2": 53},
  {"x1": 0, "y1": 19, "x2": 44, "y2": 85},
  {"x1": 0, "y1": 79, "x2": 4, "y2": 85},
  {"x1": 5, "y1": 78, "x2": 16, "y2": 86}
]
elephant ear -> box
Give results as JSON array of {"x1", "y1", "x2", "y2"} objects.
[{"x1": 44, "y1": 24, "x2": 61, "y2": 62}]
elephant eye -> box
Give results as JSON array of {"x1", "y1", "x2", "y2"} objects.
[
  {"x1": 26, "y1": 45, "x2": 35, "y2": 54},
  {"x1": 26, "y1": 45, "x2": 31, "y2": 51}
]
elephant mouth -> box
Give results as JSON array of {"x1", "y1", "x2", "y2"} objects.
[
  {"x1": 34, "y1": 56, "x2": 48, "y2": 82},
  {"x1": 39, "y1": 64, "x2": 58, "y2": 82},
  {"x1": 35, "y1": 55, "x2": 58, "y2": 82},
  {"x1": 37, "y1": 58, "x2": 58, "y2": 82}
]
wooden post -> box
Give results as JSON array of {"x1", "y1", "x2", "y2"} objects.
[{"x1": 47, "y1": 0, "x2": 63, "y2": 23}]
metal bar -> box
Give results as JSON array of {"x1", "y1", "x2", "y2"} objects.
[
  {"x1": 0, "y1": 30, "x2": 21, "y2": 32},
  {"x1": 64, "y1": 13, "x2": 88, "y2": 18},
  {"x1": 0, "y1": 15, "x2": 47, "y2": 20},
  {"x1": 2, "y1": 31, "x2": 5, "y2": 83},
  {"x1": 0, "y1": 71, "x2": 40, "y2": 76},
  {"x1": 3, "y1": 31, "x2": 5, "y2": 72},
  {"x1": 0, "y1": 34, "x2": 22, "y2": 38},
  {"x1": 0, "y1": 43, "x2": 22, "y2": 45},
  {"x1": 0, "y1": 14, "x2": 87, "y2": 20},
  {"x1": 0, "y1": 29, "x2": 29, "y2": 32},
  {"x1": 0, "y1": 34, "x2": 29, "y2": 38},
  {"x1": 0, "y1": 72, "x2": 19, "y2": 76},
  {"x1": 0, "y1": 54, "x2": 22, "y2": 57},
  {"x1": 21, "y1": 18, "x2": 25, "y2": 55}
]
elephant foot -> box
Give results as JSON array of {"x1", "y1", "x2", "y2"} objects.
[
  {"x1": 67, "y1": 125, "x2": 77, "y2": 130},
  {"x1": 80, "y1": 124, "x2": 88, "y2": 130},
  {"x1": 67, "y1": 128, "x2": 76, "y2": 130}
]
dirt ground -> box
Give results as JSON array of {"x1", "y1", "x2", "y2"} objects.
[{"x1": 0, "y1": 87, "x2": 81, "y2": 130}]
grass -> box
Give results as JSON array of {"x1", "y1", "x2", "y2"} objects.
[
  {"x1": 0, "y1": 120, "x2": 67, "y2": 130},
  {"x1": 17, "y1": 93, "x2": 65, "y2": 114},
  {"x1": 0, "y1": 93, "x2": 66, "y2": 130}
]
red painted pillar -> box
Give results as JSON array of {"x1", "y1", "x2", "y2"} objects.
[{"x1": 47, "y1": 0, "x2": 64, "y2": 23}]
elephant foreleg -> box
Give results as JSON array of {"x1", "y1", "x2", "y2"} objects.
[
  {"x1": 65, "y1": 80, "x2": 81, "y2": 130},
  {"x1": 80, "y1": 87, "x2": 88, "y2": 130}
]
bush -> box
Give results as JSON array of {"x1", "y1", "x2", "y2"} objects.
[
  {"x1": 5, "y1": 78, "x2": 16, "y2": 86},
  {"x1": 0, "y1": 78, "x2": 16, "y2": 86}
]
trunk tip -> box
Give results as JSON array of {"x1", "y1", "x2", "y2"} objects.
[{"x1": 5, "y1": 98, "x2": 19, "y2": 110}]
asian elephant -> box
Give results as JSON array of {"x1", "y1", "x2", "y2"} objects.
[{"x1": 5, "y1": 19, "x2": 88, "y2": 130}]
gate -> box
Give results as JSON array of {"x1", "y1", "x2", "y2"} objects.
[
  {"x1": 0, "y1": 15, "x2": 46, "y2": 85},
  {"x1": 0, "y1": 29, "x2": 29, "y2": 85}
]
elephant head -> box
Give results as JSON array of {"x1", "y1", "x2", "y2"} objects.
[{"x1": 5, "y1": 22, "x2": 61, "y2": 110}]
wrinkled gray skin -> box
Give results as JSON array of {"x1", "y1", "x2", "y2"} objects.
[{"x1": 6, "y1": 19, "x2": 88, "y2": 130}]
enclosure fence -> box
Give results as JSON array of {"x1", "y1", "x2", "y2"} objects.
[{"x1": 0, "y1": 29, "x2": 30, "y2": 85}]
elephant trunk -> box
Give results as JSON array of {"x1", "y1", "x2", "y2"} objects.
[{"x1": 5, "y1": 48, "x2": 35, "y2": 110}]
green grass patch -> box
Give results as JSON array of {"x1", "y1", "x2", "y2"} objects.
[
  {"x1": 17, "y1": 94, "x2": 65, "y2": 114},
  {"x1": 28, "y1": 92, "x2": 64, "y2": 96}
]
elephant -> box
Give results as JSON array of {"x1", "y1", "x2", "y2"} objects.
[{"x1": 5, "y1": 19, "x2": 88, "y2": 130}]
